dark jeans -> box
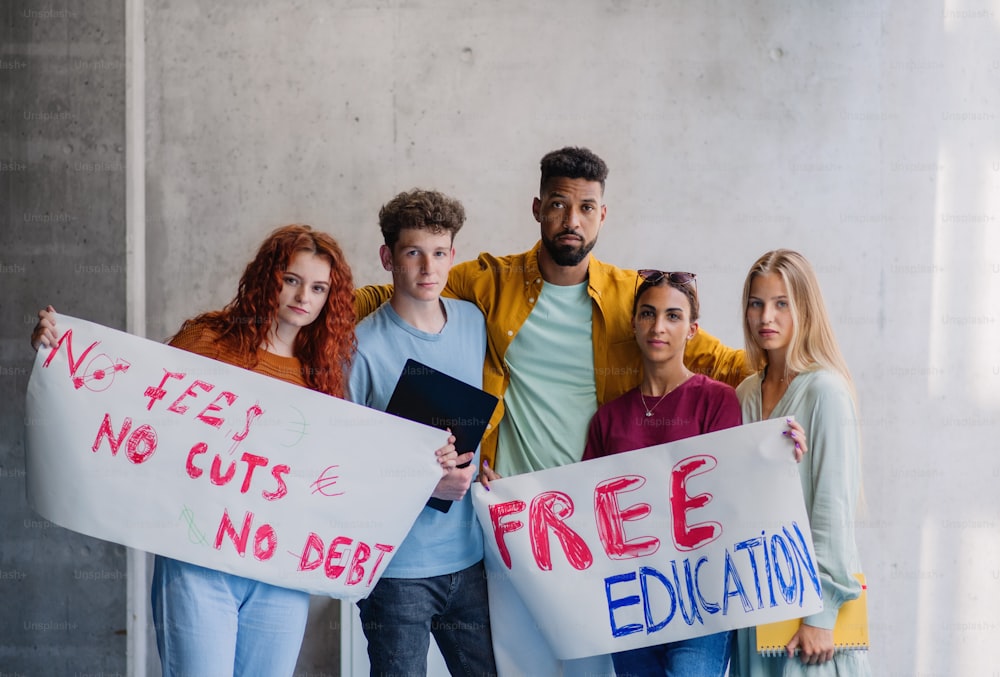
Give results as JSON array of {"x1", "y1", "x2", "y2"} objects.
[
  {"x1": 612, "y1": 630, "x2": 733, "y2": 677},
  {"x1": 357, "y1": 560, "x2": 497, "y2": 677}
]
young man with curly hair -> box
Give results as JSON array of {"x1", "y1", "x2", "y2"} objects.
[{"x1": 348, "y1": 189, "x2": 497, "y2": 677}]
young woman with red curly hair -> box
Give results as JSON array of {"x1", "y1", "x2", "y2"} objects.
[{"x1": 32, "y1": 225, "x2": 365, "y2": 675}]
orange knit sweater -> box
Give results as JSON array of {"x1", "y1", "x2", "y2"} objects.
[{"x1": 169, "y1": 324, "x2": 308, "y2": 388}]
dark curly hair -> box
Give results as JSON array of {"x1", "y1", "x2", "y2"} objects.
[
  {"x1": 174, "y1": 224, "x2": 355, "y2": 397},
  {"x1": 378, "y1": 189, "x2": 466, "y2": 250},
  {"x1": 539, "y1": 146, "x2": 609, "y2": 194}
]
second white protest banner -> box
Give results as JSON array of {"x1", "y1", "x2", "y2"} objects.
[{"x1": 472, "y1": 418, "x2": 823, "y2": 660}]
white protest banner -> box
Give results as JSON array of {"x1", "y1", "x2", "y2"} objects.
[
  {"x1": 25, "y1": 315, "x2": 448, "y2": 599},
  {"x1": 472, "y1": 419, "x2": 823, "y2": 660}
]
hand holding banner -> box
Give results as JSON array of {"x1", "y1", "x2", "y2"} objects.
[{"x1": 25, "y1": 315, "x2": 449, "y2": 599}]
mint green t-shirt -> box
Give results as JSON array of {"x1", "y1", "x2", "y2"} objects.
[{"x1": 495, "y1": 281, "x2": 598, "y2": 476}]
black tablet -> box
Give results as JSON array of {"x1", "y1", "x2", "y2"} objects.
[{"x1": 386, "y1": 359, "x2": 499, "y2": 512}]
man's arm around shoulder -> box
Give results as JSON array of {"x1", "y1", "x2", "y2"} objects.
[
  {"x1": 353, "y1": 285, "x2": 393, "y2": 323},
  {"x1": 353, "y1": 252, "x2": 500, "y2": 323},
  {"x1": 684, "y1": 329, "x2": 748, "y2": 389}
]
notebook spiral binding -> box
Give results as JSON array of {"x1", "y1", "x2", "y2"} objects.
[
  {"x1": 756, "y1": 573, "x2": 869, "y2": 656},
  {"x1": 759, "y1": 642, "x2": 869, "y2": 658}
]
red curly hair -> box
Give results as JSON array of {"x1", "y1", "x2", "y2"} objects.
[{"x1": 176, "y1": 224, "x2": 355, "y2": 397}]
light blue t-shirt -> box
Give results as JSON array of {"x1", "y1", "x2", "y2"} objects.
[
  {"x1": 496, "y1": 281, "x2": 598, "y2": 476},
  {"x1": 349, "y1": 298, "x2": 487, "y2": 578}
]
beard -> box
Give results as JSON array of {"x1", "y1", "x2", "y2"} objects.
[{"x1": 541, "y1": 232, "x2": 598, "y2": 267}]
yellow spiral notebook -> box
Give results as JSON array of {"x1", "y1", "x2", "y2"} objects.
[{"x1": 756, "y1": 574, "x2": 869, "y2": 656}]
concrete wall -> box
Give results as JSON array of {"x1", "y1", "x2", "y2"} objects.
[
  {"x1": 6, "y1": 0, "x2": 1000, "y2": 674},
  {"x1": 1, "y1": 0, "x2": 128, "y2": 674}
]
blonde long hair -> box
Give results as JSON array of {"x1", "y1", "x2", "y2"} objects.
[
  {"x1": 742, "y1": 250, "x2": 865, "y2": 513},
  {"x1": 741, "y1": 249, "x2": 855, "y2": 398}
]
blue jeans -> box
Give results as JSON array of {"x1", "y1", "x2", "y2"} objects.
[
  {"x1": 151, "y1": 555, "x2": 309, "y2": 677},
  {"x1": 612, "y1": 630, "x2": 732, "y2": 677},
  {"x1": 357, "y1": 560, "x2": 497, "y2": 677}
]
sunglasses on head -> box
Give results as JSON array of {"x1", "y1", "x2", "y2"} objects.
[{"x1": 637, "y1": 269, "x2": 697, "y2": 288}]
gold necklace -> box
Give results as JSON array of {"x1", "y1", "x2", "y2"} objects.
[
  {"x1": 765, "y1": 367, "x2": 797, "y2": 389},
  {"x1": 639, "y1": 375, "x2": 692, "y2": 417}
]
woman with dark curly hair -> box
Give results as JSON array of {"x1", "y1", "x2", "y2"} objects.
[{"x1": 31, "y1": 225, "x2": 432, "y2": 675}]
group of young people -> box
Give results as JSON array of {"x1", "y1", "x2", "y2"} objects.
[{"x1": 31, "y1": 146, "x2": 869, "y2": 677}]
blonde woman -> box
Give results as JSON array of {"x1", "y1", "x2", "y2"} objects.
[{"x1": 731, "y1": 250, "x2": 870, "y2": 676}]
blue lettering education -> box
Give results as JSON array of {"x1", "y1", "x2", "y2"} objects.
[
  {"x1": 770, "y1": 532, "x2": 798, "y2": 604},
  {"x1": 784, "y1": 522, "x2": 822, "y2": 604},
  {"x1": 760, "y1": 530, "x2": 777, "y2": 608},
  {"x1": 723, "y1": 550, "x2": 753, "y2": 614},
  {"x1": 694, "y1": 556, "x2": 720, "y2": 614},
  {"x1": 735, "y1": 536, "x2": 765, "y2": 609},
  {"x1": 602, "y1": 522, "x2": 823, "y2": 642},
  {"x1": 641, "y1": 566, "x2": 676, "y2": 633},
  {"x1": 670, "y1": 559, "x2": 703, "y2": 626},
  {"x1": 605, "y1": 571, "x2": 643, "y2": 637}
]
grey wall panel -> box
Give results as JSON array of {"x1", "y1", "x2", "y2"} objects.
[{"x1": 1, "y1": 0, "x2": 128, "y2": 674}]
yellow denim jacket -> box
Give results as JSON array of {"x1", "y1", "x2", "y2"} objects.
[{"x1": 353, "y1": 241, "x2": 747, "y2": 469}]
